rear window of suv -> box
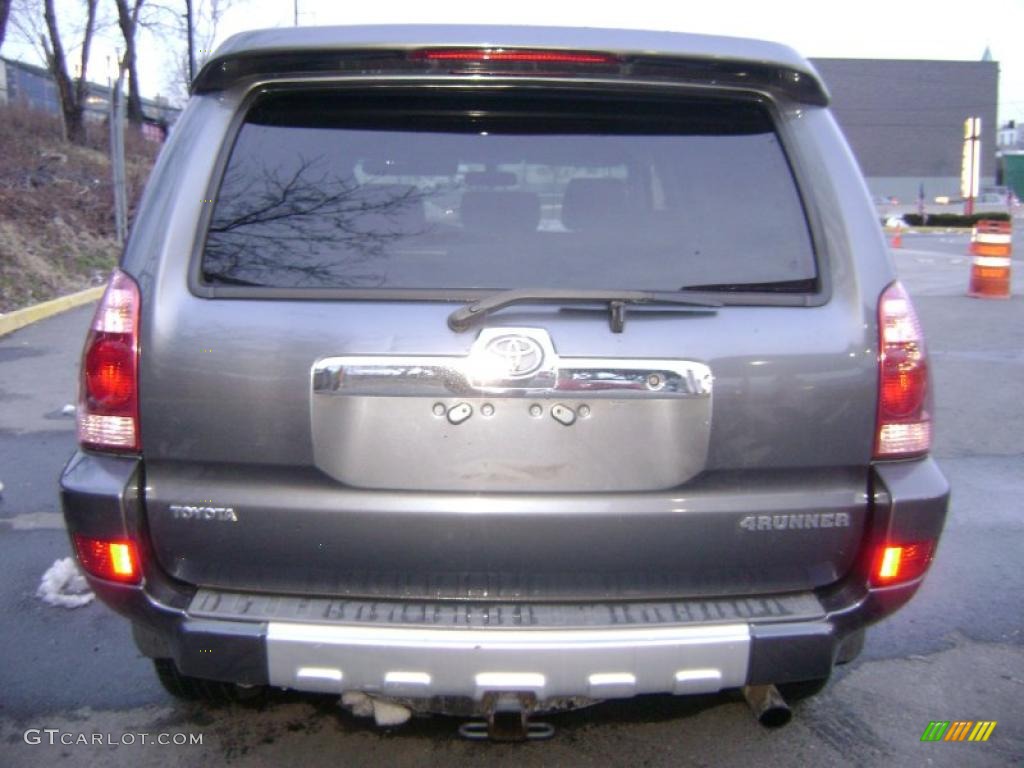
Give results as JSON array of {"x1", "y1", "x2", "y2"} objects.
[{"x1": 200, "y1": 89, "x2": 816, "y2": 293}]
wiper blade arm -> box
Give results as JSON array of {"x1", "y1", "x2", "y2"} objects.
[
  {"x1": 203, "y1": 272, "x2": 266, "y2": 287},
  {"x1": 680, "y1": 278, "x2": 817, "y2": 293},
  {"x1": 447, "y1": 289, "x2": 721, "y2": 333}
]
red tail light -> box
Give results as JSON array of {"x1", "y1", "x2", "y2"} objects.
[
  {"x1": 410, "y1": 48, "x2": 618, "y2": 65},
  {"x1": 871, "y1": 542, "x2": 934, "y2": 586},
  {"x1": 78, "y1": 269, "x2": 140, "y2": 452},
  {"x1": 73, "y1": 534, "x2": 141, "y2": 583},
  {"x1": 875, "y1": 281, "x2": 931, "y2": 458}
]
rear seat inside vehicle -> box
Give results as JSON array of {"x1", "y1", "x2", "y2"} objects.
[
  {"x1": 561, "y1": 178, "x2": 639, "y2": 233},
  {"x1": 460, "y1": 189, "x2": 541, "y2": 234},
  {"x1": 349, "y1": 184, "x2": 427, "y2": 235}
]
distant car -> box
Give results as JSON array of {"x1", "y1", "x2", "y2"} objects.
[
  {"x1": 957, "y1": 192, "x2": 1016, "y2": 215},
  {"x1": 61, "y1": 25, "x2": 949, "y2": 738},
  {"x1": 975, "y1": 192, "x2": 1012, "y2": 208},
  {"x1": 872, "y1": 196, "x2": 900, "y2": 214}
]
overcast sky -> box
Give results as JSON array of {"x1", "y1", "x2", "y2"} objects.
[{"x1": 6, "y1": 0, "x2": 1024, "y2": 124}]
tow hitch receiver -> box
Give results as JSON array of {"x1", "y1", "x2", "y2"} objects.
[{"x1": 458, "y1": 693, "x2": 555, "y2": 742}]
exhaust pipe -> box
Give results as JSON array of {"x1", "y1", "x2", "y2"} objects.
[{"x1": 742, "y1": 685, "x2": 792, "y2": 728}]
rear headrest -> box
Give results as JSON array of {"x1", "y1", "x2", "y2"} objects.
[
  {"x1": 561, "y1": 178, "x2": 633, "y2": 233},
  {"x1": 460, "y1": 190, "x2": 541, "y2": 234},
  {"x1": 349, "y1": 184, "x2": 426, "y2": 235},
  {"x1": 463, "y1": 171, "x2": 518, "y2": 188}
]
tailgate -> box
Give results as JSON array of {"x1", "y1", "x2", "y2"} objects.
[
  {"x1": 144, "y1": 462, "x2": 867, "y2": 600},
  {"x1": 141, "y1": 296, "x2": 874, "y2": 599},
  {"x1": 137, "y1": 83, "x2": 877, "y2": 599}
]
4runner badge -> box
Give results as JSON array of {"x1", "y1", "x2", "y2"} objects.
[
  {"x1": 169, "y1": 504, "x2": 239, "y2": 522},
  {"x1": 739, "y1": 512, "x2": 851, "y2": 532}
]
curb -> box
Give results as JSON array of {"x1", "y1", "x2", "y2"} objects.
[{"x1": 0, "y1": 286, "x2": 103, "y2": 338}]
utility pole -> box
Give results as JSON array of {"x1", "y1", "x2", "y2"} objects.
[
  {"x1": 109, "y1": 64, "x2": 127, "y2": 245},
  {"x1": 962, "y1": 117, "x2": 981, "y2": 216},
  {"x1": 185, "y1": 0, "x2": 195, "y2": 84},
  {"x1": 294, "y1": 0, "x2": 298, "y2": 26}
]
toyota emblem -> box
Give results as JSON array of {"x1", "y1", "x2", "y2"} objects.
[{"x1": 483, "y1": 334, "x2": 546, "y2": 379}]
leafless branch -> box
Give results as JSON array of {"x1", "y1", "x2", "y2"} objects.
[{"x1": 204, "y1": 155, "x2": 434, "y2": 288}]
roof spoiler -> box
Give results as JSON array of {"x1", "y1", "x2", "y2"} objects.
[{"x1": 192, "y1": 47, "x2": 829, "y2": 106}]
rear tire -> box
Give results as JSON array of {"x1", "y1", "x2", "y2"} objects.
[{"x1": 152, "y1": 659, "x2": 266, "y2": 705}]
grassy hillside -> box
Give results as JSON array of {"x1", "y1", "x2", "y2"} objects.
[{"x1": 0, "y1": 105, "x2": 156, "y2": 313}]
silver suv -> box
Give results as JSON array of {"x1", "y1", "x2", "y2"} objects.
[{"x1": 61, "y1": 25, "x2": 949, "y2": 737}]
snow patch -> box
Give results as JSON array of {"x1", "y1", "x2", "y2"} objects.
[
  {"x1": 37, "y1": 557, "x2": 94, "y2": 608},
  {"x1": 372, "y1": 699, "x2": 412, "y2": 727},
  {"x1": 340, "y1": 691, "x2": 412, "y2": 726},
  {"x1": 341, "y1": 691, "x2": 375, "y2": 718}
]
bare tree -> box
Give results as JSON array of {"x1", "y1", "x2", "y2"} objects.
[
  {"x1": 190, "y1": 0, "x2": 231, "y2": 80},
  {"x1": 149, "y1": 0, "x2": 234, "y2": 103},
  {"x1": 113, "y1": 0, "x2": 145, "y2": 124},
  {"x1": 10, "y1": 0, "x2": 56, "y2": 69},
  {"x1": 204, "y1": 156, "x2": 431, "y2": 288},
  {"x1": 39, "y1": 0, "x2": 99, "y2": 144},
  {"x1": 0, "y1": 0, "x2": 12, "y2": 51},
  {"x1": 109, "y1": 0, "x2": 227, "y2": 119}
]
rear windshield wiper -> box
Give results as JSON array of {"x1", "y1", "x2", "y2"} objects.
[
  {"x1": 679, "y1": 278, "x2": 818, "y2": 293},
  {"x1": 448, "y1": 289, "x2": 721, "y2": 333},
  {"x1": 203, "y1": 272, "x2": 266, "y2": 287}
]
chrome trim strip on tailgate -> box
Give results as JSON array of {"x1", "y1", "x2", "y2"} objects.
[
  {"x1": 266, "y1": 622, "x2": 750, "y2": 698},
  {"x1": 312, "y1": 326, "x2": 712, "y2": 397}
]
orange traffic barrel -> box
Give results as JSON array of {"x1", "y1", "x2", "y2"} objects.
[
  {"x1": 968, "y1": 220, "x2": 1012, "y2": 299},
  {"x1": 890, "y1": 224, "x2": 902, "y2": 248}
]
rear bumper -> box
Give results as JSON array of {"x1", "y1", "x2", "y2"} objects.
[
  {"x1": 112, "y1": 586, "x2": 852, "y2": 698},
  {"x1": 269, "y1": 622, "x2": 751, "y2": 698},
  {"x1": 60, "y1": 450, "x2": 949, "y2": 700}
]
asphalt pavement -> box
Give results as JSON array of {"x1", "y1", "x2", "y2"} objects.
[{"x1": 0, "y1": 233, "x2": 1021, "y2": 766}]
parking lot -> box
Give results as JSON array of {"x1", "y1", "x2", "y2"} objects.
[{"x1": 0, "y1": 232, "x2": 1021, "y2": 766}]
